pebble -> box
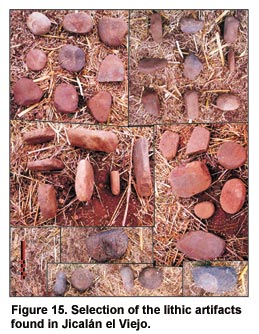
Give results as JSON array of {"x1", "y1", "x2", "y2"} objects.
[
  {"x1": 133, "y1": 137, "x2": 153, "y2": 197},
  {"x1": 54, "y1": 83, "x2": 78, "y2": 113},
  {"x1": 159, "y1": 131, "x2": 179, "y2": 160},
  {"x1": 228, "y1": 49, "x2": 235, "y2": 72},
  {"x1": 180, "y1": 17, "x2": 204, "y2": 34},
  {"x1": 97, "y1": 55, "x2": 124, "y2": 82},
  {"x1": 142, "y1": 88, "x2": 160, "y2": 116},
  {"x1": 183, "y1": 53, "x2": 203, "y2": 80},
  {"x1": 86, "y1": 229, "x2": 128, "y2": 262},
  {"x1": 67, "y1": 128, "x2": 118, "y2": 153},
  {"x1": 23, "y1": 128, "x2": 55, "y2": 145},
  {"x1": 27, "y1": 12, "x2": 51, "y2": 35},
  {"x1": 110, "y1": 170, "x2": 120, "y2": 196},
  {"x1": 53, "y1": 271, "x2": 67, "y2": 296},
  {"x1": 98, "y1": 17, "x2": 128, "y2": 46},
  {"x1": 217, "y1": 141, "x2": 247, "y2": 169},
  {"x1": 71, "y1": 268, "x2": 94, "y2": 293},
  {"x1": 59, "y1": 45, "x2": 85, "y2": 72},
  {"x1": 150, "y1": 13, "x2": 163, "y2": 43},
  {"x1": 194, "y1": 201, "x2": 215, "y2": 219},
  {"x1": 26, "y1": 49, "x2": 47, "y2": 71},
  {"x1": 27, "y1": 158, "x2": 65, "y2": 171},
  {"x1": 176, "y1": 231, "x2": 225, "y2": 260},
  {"x1": 224, "y1": 16, "x2": 239, "y2": 44},
  {"x1": 184, "y1": 90, "x2": 199, "y2": 120},
  {"x1": 87, "y1": 91, "x2": 112, "y2": 123},
  {"x1": 168, "y1": 161, "x2": 211, "y2": 198},
  {"x1": 192, "y1": 266, "x2": 237, "y2": 293},
  {"x1": 220, "y1": 178, "x2": 246, "y2": 214},
  {"x1": 138, "y1": 267, "x2": 163, "y2": 290},
  {"x1": 63, "y1": 12, "x2": 93, "y2": 34},
  {"x1": 186, "y1": 126, "x2": 210, "y2": 156},
  {"x1": 216, "y1": 94, "x2": 240, "y2": 111},
  {"x1": 38, "y1": 184, "x2": 57, "y2": 219},
  {"x1": 138, "y1": 58, "x2": 167, "y2": 74},
  {"x1": 13, "y1": 78, "x2": 43, "y2": 106},
  {"x1": 120, "y1": 266, "x2": 134, "y2": 292},
  {"x1": 75, "y1": 160, "x2": 94, "y2": 201}
]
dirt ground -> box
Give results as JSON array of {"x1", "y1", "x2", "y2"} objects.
[
  {"x1": 129, "y1": 9, "x2": 248, "y2": 125},
  {"x1": 10, "y1": 10, "x2": 128, "y2": 125}
]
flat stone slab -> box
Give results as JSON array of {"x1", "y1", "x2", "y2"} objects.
[
  {"x1": 75, "y1": 160, "x2": 94, "y2": 201},
  {"x1": 97, "y1": 55, "x2": 124, "y2": 82},
  {"x1": 220, "y1": 178, "x2": 246, "y2": 214},
  {"x1": 120, "y1": 266, "x2": 134, "y2": 292},
  {"x1": 150, "y1": 13, "x2": 163, "y2": 43},
  {"x1": 98, "y1": 17, "x2": 128, "y2": 46},
  {"x1": 184, "y1": 90, "x2": 199, "y2": 120},
  {"x1": 159, "y1": 131, "x2": 179, "y2": 160},
  {"x1": 71, "y1": 268, "x2": 94, "y2": 293},
  {"x1": 224, "y1": 16, "x2": 239, "y2": 44},
  {"x1": 38, "y1": 183, "x2": 57, "y2": 219},
  {"x1": 192, "y1": 266, "x2": 237, "y2": 293},
  {"x1": 194, "y1": 201, "x2": 215, "y2": 219},
  {"x1": 27, "y1": 158, "x2": 65, "y2": 171},
  {"x1": 53, "y1": 271, "x2": 67, "y2": 296},
  {"x1": 59, "y1": 45, "x2": 85, "y2": 72},
  {"x1": 26, "y1": 49, "x2": 47, "y2": 71},
  {"x1": 183, "y1": 53, "x2": 203, "y2": 80},
  {"x1": 169, "y1": 161, "x2": 212, "y2": 198},
  {"x1": 138, "y1": 267, "x2": 163, "y2": 290},
  {"x1": 142, "y1": 88, "x2": 160, "y2": 116},
  {"x1": 217, "y1": 141, "x2": 247, "y2": 169},
  {"x1": 216, "y1": 94, "x2": 240, "y2": 111},
  {"x1": 54, "y1": 83, "x2": 78, "y2": 113},
  {"x1": 13, "y1": 78, "x2": 43, "y2": 106},
  {"x1": 23, "y1": 128, "x2": 55, "y2": 145},
  {"x1": 177, "y1": 231, "x2": 225, "y2": 260},
  {"x1": 63, "y1": 12, "x2": 93, "y2": 34},
  {"x1": 27, "y1": 12, "x2": 51, "y2": 35},
  {"x1": 138, "y1": 58, "x2": 167, "y2": 74},
  {"x1": 87, "y1": 91, "x2": 112, "y2": 123},
  {"x1": 180, "y1": 17, "x2": 204, "y2": 34},
  {"x1": 86, "y1": 229, "x2": 128, "y2": 262},
  {"x1": 186, "y1": 126, "x2": 210, "y2": 156}
]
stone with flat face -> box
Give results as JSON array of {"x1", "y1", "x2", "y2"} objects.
[
  {"x1": 27, "y1": 12, "x2": 51, "y2": 35},
  {"x1": 120, "y1": 266, "x2": 134, "y2": 292},
  {"x1": 87, "y1": 91, "x2": 112, "y2": 123},
  {"x1": 184, "y1": 90, "x2": 199, "y2": 120},
  {"x1": 97, "y1": 55, "x2": 124, "y2": 82},
  {"x1": 26, "y1": 49, "x2": 47, "y2": 71},
  {"x1": 217, "y1": 141, "x2": 247, "y2": 169},
  {"x1": 183, "y1": 53, "x2": 203, "y2": 80},
  {"x1": 23, "y1": 128, "x2": 55, "y2": 145},
  {"x1": 75, "y1": 160, "x2": 94, "y2": 202},
  {"x1": 63, "y1": 12, "x2": 93, "y2": 34},
  {"x1": 53, "y1": 271, "x2": 67, "y2": 296},
  {"x1": 138, "y1": 58, "x2": 167, "y2": 74},
  {"x1": 54, "y1": 83, "x2": 78, "y2": 113},
  {"x1": 159, "y1": 131, "x2": 179, "y2": 160},
  {"x1": 150, "y1": 13, "x2": 163, "y2": 43},
  {"x1": 186, "y1": 126, "x2": 210, "y2": 156},
  {"x1": 13, "y1": 78, "x2": 43, "y2": 106},
  {"x1": 180, "y1": 17, "x2": 204, "y2": 34},
  {"x1": 194, "y1": 201, "x2": 215, "y2": 219},
  {"x1": 27, "y1": 158, "x2": 65, "y2": 171},
  {"x1": 216, "y1": 94, "x2": 240, "y2": 111},
  {"x1": 38, "y1": 184, "x2": 57, "y2": 219},
  {"x1": 59, "y1": 45, "x2": 85, "y2": 72},
  {"x1": 98, "y1": 17, "x2": 128, "y2": 46},
  {"x1": 71, "y1": 268, "x2": 94, "y2": 293},
  {"x1": 138, "y1": 267, "x2": 163, "y2": 290},
  {"x1": 142, "y1": 88, "x2": 160, "y2": 116},
  {"x1": 220, "y1": 178, "x2": 246, "y2": 214},
  {"x1": 224, "y1": 16, "x2": 239, "y2": 44}
]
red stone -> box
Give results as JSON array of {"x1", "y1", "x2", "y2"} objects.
[
  {"x1": 180, "y1": 17, "x2": 204, "y2": 34},
  {"x1": 27, "y1": 12, "x2": 51, "y2": 35},
  {"x1": 13, "y1": 78, "x2": 43, "y2": 106},
  {"x1": 224, "y1": 16, "x2": 239, "y2": 44},
  {"x1": 59, "y1": 45, "x2": 85, "y2": 72},
  {"x1": 217, "y1": 141, "x2": 247, "y2": 169},
  {"x1": 98, "y1": 17, "x2": 128, "y2": 46},
  {"x1": 150, "y1": 13, "x2": 163, "y2": 43},
  {"x1": 71, "y1": 268, "x2": 94, "y2": 292},
  {"x1": 194, "y1": 201, "x2": 215, "y2": 219},
  {"x1": 183, "y1": 53, "x2": 203, "y2": 80},
  {"x1": 97, "y1": 55, "x2": 124, "y2": 82},
  {"x1": 110, "y1": 170, "x2": 120, "y2": 196},
  {"x1": 176, "y1": 231, "x2": 225, "y2": 260},
  {"x1": 228, "y1": 49, "x2": 235, "y2": 72},
  {"x1": 138, "y1": 267, "x2": 163, "y2": 290},
  {"x1": 138, "y1": 58, "x2": 167, "y2": 74},
  {"x1": 27, "y1": 158, "x2": 65, "y2": 171},
  {"x1": 159, "y1": 131, "x2": 179, "y2": 160},
  {"x1": 23, "y1": 128, "x2": 55, "y2": 145},
  {"x1": 142, "y1": 88, "x2": 160, "y2": 116},
  {"x1": 63, "y1": 12, "x2": 93, "y2": 34},
  {"x1": 220, "y1": 179, "x2": 246, "y2": 214},
  {"x1": 184, "y1": 90, "x2": 199, "y2": 120},
  {"x1": 186, "y1": 126, "x2": 210, "y2": 156},
  {"x1": 168, "y1": 161, "x2": 212, "y2": 198},
  {"x1": 216, "y1": 94, "x2": 240, "y2": 111},
  {"x1": 75, "y1": 160, "x2": 94, "y2": 201},
  {"x1": 38, "y1": 184, "x2": 57, "y2": 219},
  {"x1": 87, "y1": 91, "x2": 112, "y2": 123},
  {"x1": 26, "y1": 49, "x2": 47, "y2": 71},
  {"x1": 54, "y1": 83, "x2": 78, "y2": 113}
]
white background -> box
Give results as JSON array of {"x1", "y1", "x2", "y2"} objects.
[{"x1": 1, "y1": 1, "x2": 258, "y2": 333}]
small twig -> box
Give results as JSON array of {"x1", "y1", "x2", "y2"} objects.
[{"x1": 175, "y1": 41, "x2": 184, "y2": 59}]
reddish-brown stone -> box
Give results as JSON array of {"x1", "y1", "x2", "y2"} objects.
[
  {"x1": 75, "y1": 160, "x2": 94, "y2": 201},
  {"x1": 13, "y1": 78, "x2": 43, "y2": 106},
  {"x1": 38, "y1": 184, "x2": 57, "y2": 219},
  {"x1": 54, "y1": 83, "x2": 78, "y2": 113},
  {"x1": 142, "y1": 88, "x2": 160, "y2": 116},
  {"x1": 220, "y1": 179, "x2": 246, "y2": 214},
  {"x1": 27, "y1": 12, "x2": 51, "y2": 35},
  {"x1": 184, "y1": 90, "x2": 199, "y2": 120},
  {"x1": 183, "y1": 53, "x2": 203, "y2": 80},
  {"x1": 53, "y1": 271, "x2": 67, "y2": 296},
  {"x1": 87, "y1": 91, "x2": 112, "y2": 123},
  {"x1": 59, "y1": 45, "x2": 85, "y2": 72},
  {"x1": 194, "y1": 201, "x2": 215, "y2": 219},
  {"x1": 110, "y1": 170, "x2": 120, "y2": 196},
  {"x1": 63, "y1": 12, "x2": 93, "y2": 34},
  {"x1": 180, "y1": 17, "x2": 204, "y2": 34},
  {"x1": 216, "y1": 94, "x2": 240, "y2": 111},
  {"x1": 26, "y1": 49, "x2": 47, "y2": 71},
  {"x1": 23, "y1": 128, "x2": 55, "y2": 145},
  {"x1": 67, "y1": 128, "x2": 119, "y2": 153},
  {"x1": 150, "y1": 13, "x2": 163, "y2": 43},
  {"x1": 228, "y1": 49, "x2": 235, "y2": 72},
  {"x1": 133, "y1": 137, "x2": 153, "y2": 197},
  {"x1": 138, "y1": 267, "x2": 163, "y2": 290},
  {"x1": 224, "y1": 16, "x2": 239, "y2": 44},
  {"x1": 98, "y1": 17, "x2": 128, "y2": 46},
  {"x1": 186, "y1": 126, "x2": 210, "y2": 156},
  {"x1": 176, "y1": 231, "x2": 225, "y2": 260},
  {"x1": 217, "y1": 141, "x2": 247, "y2": 169},
  {"x1": 138, "y1": 58, "x2": 167, "y2": 74},
  {"x1": 159, "y1": 131, "x2": 179, "y2": 160},
  {"x1": 71, "y1": 268, "x2": 94, "y2": 292},
  {"x1": 168, "y1": 161, "x2": 212, "y2": 198},
  {"x1": 97, "y1": 55, "x2": 124, "y2": 82},
  {"x1": 27, "y1": 158, "x2": 65, "y2": 171}
]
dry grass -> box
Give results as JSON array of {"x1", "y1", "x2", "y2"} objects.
[
  {"x1": 183, "y1": 261, "x2": 248, "y2": 296},
  {"x1": 129, "y1": 10, "x2": 248, "y2": 125},
  {"x1": 10, "y1": 10, "x2": 128, "y2": 125},
  {"x1": 153, "y1": 123, "x2": 248, "y2": 266},
  {"x1": 47, "y1": 263, "x2": 182, "y2": 296}
]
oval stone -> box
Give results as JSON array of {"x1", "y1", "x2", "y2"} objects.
[
  {"x1": 184, "y1": 90, "x2": 199, "y2": 120},
  {"x1": 75, "y1": 159, "x2": 94, "y2": 201},
  {"x1": 176, "y1": 231, "x2": 225, "y2": 260},
  {"x1": 71, "y1": 268, "x2": 94, "y2": 293},
  {"x1": 180, "y1": 17, "x2": 204, "y2": 34},
  {"x1": 150, "y1": 13, "x2": 163, "y2": 43},
  {"x1": 27, "y1": 12, "x2": 51, "y2": 35},
  {"x1": 120, "y1": 266, "x2": 134, "y2": 292},
  {"x1": 13, "y1": 78, "x2": 43, "y2": 106},
  {"x1": 53, "y1": 271, "x2": 67, "y2": 296},
  {"x1": 63, "y1": 12, "x2": 93, "y2": 34},
  {"x1": 27, "y1": 158, "x2": 65, "y2": 171},
  {"x1": 59, "y1": 45, "x2": 85, "y2": 72},
  {"x1": 228, "y1": 49, "x2": 235, "y2": 72},
  {"x1": 54, "y1": 83, "x2": 78, "y2": 113},
  {"x1": 138, "y1": 58, "x2": 167, "y2": 74},
  {"x1": 159, "y1": 131, "x2": 179, "y2": 160},
  {"x1": 26, "y1": 49, "x2": 47, "y2": 71},
  {"x1": 38, "y1": 184, "x2": 57, "y2": 219},
  {"x1": 97, "y1": 55, "x2": 124, "y2": 82},
  {"x1": 183, "y1": 53, "x2": 203, "y2": 80},
  {"x1": 224, "y1": 16, "x2": 239, "y2": 44},
  {"x1": 98, "y1": 17, "x2": 128, "y2": 46},
  {"x1": 216, "y1": 94, "x2": 240, "y2": 111},
  {"x1": 220, "y1": 178, "x2": 246, "y2": 214},
  {"x1": 87, "y1": 91, "x2": 112, "y2": 123},
  {"x1": 138, "y1": 267, "x2": 163, "y2": 290},
  {"x1": 217, "y1": 141, "x2": 247, "y2": 169},
  {"x1": 194, "y1": 201, "x2": 215, "y2": 219},
  {"x1": 110, "y1": 170, "x2": 120, "y2": 196},
  {"x1": 23, "y1": 127, "x2": 55, "y2": 145}
]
